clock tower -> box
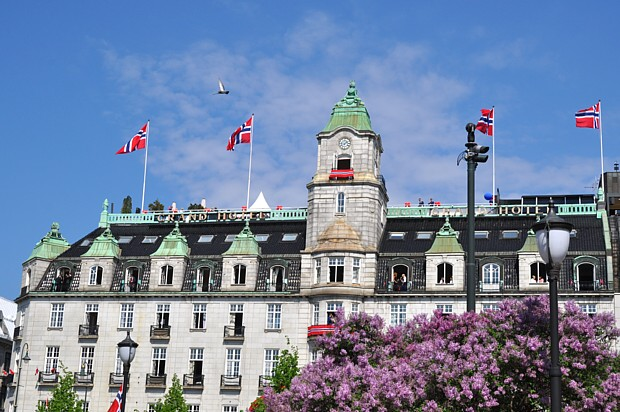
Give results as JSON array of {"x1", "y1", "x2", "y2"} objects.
[{"x1": 305, "y1": 81, "x2": 388, "y2": 257}]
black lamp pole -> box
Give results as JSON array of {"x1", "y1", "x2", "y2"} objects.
[
  {"x1": 117, "y1": 331, "x2": 138, "y2": 412},
  {"x1": 532, "y1": 199, "x2": 573, "y2": 412}
]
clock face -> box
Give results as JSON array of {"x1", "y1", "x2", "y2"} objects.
[{"x1": 339, "y1": 138, "x2": 351, "y2": 150}]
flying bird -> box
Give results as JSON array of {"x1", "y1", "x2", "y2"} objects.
[{"x1": 214, "y1": 78, "x2": 230, "y2": 95}]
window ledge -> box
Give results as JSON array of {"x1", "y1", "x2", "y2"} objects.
[{"x1": 264, "y1": 328, "x2": 282, "y2": 333}]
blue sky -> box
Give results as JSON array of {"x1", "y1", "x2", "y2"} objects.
[{"x1": 1, "y1": 1, "x2": 618, "y2": 299}]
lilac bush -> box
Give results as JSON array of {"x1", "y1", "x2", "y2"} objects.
[{"x1": 264, "y1": 296, "x2": 620, "y2": 411}]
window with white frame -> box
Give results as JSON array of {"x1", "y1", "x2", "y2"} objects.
[
  {"x1": 119, "y1": 303, "x2": 134, "y2": 328},
  {"x1": 482, "y1": 303, "x2": 500, "y2": 312},
  {"x1": 49, "y1": 303, "x2": 64, "y2": 328},
  {"x1": 223, "y1": 406, "x2": 238, "y2": 412},
  {"x1": 45, "y1": 346, "x2": 60, "y2": 373},
  {"x1": 530, "y1": 262, "x2": 547, "y2": 283},
  {"x1": 337, "y1": 192, "x2": 345, "y2": 214},
  {"x1": 160, "y1": 265, "x2": 174, "y2": 285},
  {"x1": 482, "y1": 263, "x2": 501, "y2": 287},
  {"x1": 264, "y1": 349, "x2": 279, "y2": 377},
  {"x1": 436, "y1": 304, "x2": 453, "y2": 315},
  {"x1": 310, "y1": 350, "x2": 320, "y2": 362},
  {"x1": 147, "y1": 404, "x2": 157, "y2": 412},
  {"x1": 312, "y1": 303, "x2": 320, "y2": 325},
  {"x1": 314, "y1": 258, "x2": 321, "y2": 284},
  {"x1": 437, "y1": 263, "x2": 453, "y2": 284},
  {"x1": 351, "y1": 302, "x2": 360, "y2": 314},
  {"x1": 327, "y1": 302, "x2": 343, "y2": 324},
  {"x1": 114, "y1": 349, "x2": 122, "y2": 374},
  {"x1": 80, "y1": 346, "x2": 95, "y2": 374},
  {"x1": 266, "y1": 304, "x2": 282, "y2": 329},
  {"x1": 89, "y1": 266, "x2": 103, "y2": 285},
  {"x1": 197, "y1": 266, "x2": 212, "y2": 291},
  {"x1": 270, "y1": 266, "x2": 286, "y2": 291},
  {"x1": 233, "y1": 264, "x2": 246, "y2": 285},
  {"x1": 189, "y1": 348, "x2": 204, "y2": 380},
  {"x1": 390, "y1": 304, "x2": 407, "y2": 326},
  {"x1": 192, "y1": 304, "x2": 207, "y2": 329},
  {"x1": 156, "y1": 304, "x2": 170, "y2": 328},
  {"x1": 352, "y1": 258, "x2": 361, "y2": 283},
  {"x1": 152, "y1": 347, "x2": 167, "y2": 376},
  {"x1": 329, "y1": 257, "x2": 345, "y2": 282},
  {"x1": 188, "y1": 406, "x2": 200, "y2": 412},
  {"x1": 225, "y1": 348, "x2": 241, "y2": 376},
  {"x1": 579, "y1": 304, "x2": 597, "y2": 315},
  {"x1": 85, "y1": 303, "x2": 99, "y2": 325}
]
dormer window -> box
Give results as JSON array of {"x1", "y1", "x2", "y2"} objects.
[
  {"x1": 233, "y1": 264, "x2": 246, "y2": 285},
  {"x1": 142, "y1": 236, "x2": 158, "y2": 244},
  {"x1": 160, "y1": 265, "x2": 174, "y2": 285}
]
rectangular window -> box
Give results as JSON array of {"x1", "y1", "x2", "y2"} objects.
[
  {"x1": 482, "y1": 303, "x2": 500, "y2": 312},
  {"x1": 264, "y1": 349, "x2": 279, "y2": 376},
  {"x1": 80, "y1": 346, "x2": 95, "y2": 374},
  {"x1": 45, "y1": 346, "x2": 60, "y2": 373},
  {"x1": 49, "y1": 303, "x2": 64, "y2": 328},
  {"x1": 416, "y1": 232, "x2": 433, "y2": 240},
  {"x1": 436, "y1": 304, "x2": 453, "y2": 314},
  {"x1": 152, "y1": 348, "x2": 167, "y2": 376},
  {"x1": 351, "y1": 302, "x2": 360, "y2": 314},
  {"x1": 142, "y1": 236, "x2": 158, "y2": 243},
  {"x1": 189, "y1": 348, "x2": 204, "y2": 382},
  {"x1": 579, "y1": 304, "x2": 597, "y2": 315},
  {"x1": 314, "y1": 258, "x2": 321, "y2": 284},
  {"x1": 156, "y1": 304, "x2": 170, "y2": 328},
  {"x1": 119, "y1": 303, "x2": 134, "y2": 328},
  {"x1": 89, "y1": 266, "x2": 103, "y2": 285},
  {"x1": 225, "y1": 234, "x2": 237, "y2": 242},
  {"x1": 192, "y1": 304, "x2": 207, "y2": 329},
  {"x1": 352, "y1": 258, "x2": 361, "y2": 283},
  {"x1": 337, "y1": 192, "x2": 345, "y2": 214},
  {"x1": 313, "y1": 303, "x2": 320, "y2": 325},
  {"x1": 388, "y1": 232, "x2": 405, "y2": 240},
  {"x1": 225, "y1": 349, "x2": 241, "y2": 376},
  {"x1": 115, "y1": 349, "x2": 123, "y2": 374},
  {"x1": 310, "y1": 350, "x2": 319, "y2": 362},
  {"x1": 148, "y1": 405, "x2": 157, "y2": 412},
  {"x1": 223, "y1": 407, "x2": 238, "y2": 412},
  {"x1": 198, "y1": 235, "x2": 214, "y2": 243},
  {"x1": 255, "y1": 234, "x2": 270, "y2": 242},
  {"x1": 390, "y1": 304, "x2": 407, "y2": 326},
  {"x1": 282, "y1": 233, "x2": 298, "y2": 242},
  {"x1": 188, "y1": 406, "x2": 200, "y2": 412},
  {"x1": 328, "y1": 257, "x2": 345, "y2": 282},
  {"x1": 501, "y1": 230, "x2": 519, "y2": 239},
  {"x1": 266, "y1": 304, "x2": 282, "y2": 329},
  {"x1": 118, "y1": 236, "x2": 133, "y2": 244},
  {"x1": 327, "y1": 302, "x2": 343, "y2": 324},
  {"x1": 474, "y1": 231, "x2": 489, "y2": 239},
  {"x1": 160, "y1": 265, "x2": 174, "y2": 285}
]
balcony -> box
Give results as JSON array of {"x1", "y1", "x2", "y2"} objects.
[
  {"x1": 109, "y1": 372, "x2": 129, "y2": 387},
  {"x1": 258, "y1": 375, "x2": 273, "y2": 389},
  {"x1": 150, "y1": 325, "x2": 171, "y2": 339},
  {"x1": 146, "y1": 374, "x2": 167, "y2": 388},
  {"x1": 38, "y1": 372, "x2": 59, "y2": 385},
  {"x1": 220, "y1": 375, "x2": 242, "y2": 390},
  {"x1": 13, "y1": 326, "x2": 22, "y2": 341},
  {"x1": 182, "y1": 373, "x2": 204, "y2": 389},
  {"x1": 307, "y1": 324, "x2": 334, "y2": 338},
  {"x1": 329, "y1": 168, "x2": 354, "y2": 180},
  {"x1": 78, "y1": 324, "x2": 99, "y2": 338},
  {"x1": 223, "y1": 325, "x2": 245, "y2": 341},
  {"x1": 2, "y1": 374, "x2": 14, "y2": 385},
  {"x1": 73, "y1": 372, "x2": 94, "y2": 386}
]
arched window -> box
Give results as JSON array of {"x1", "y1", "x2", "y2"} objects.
[
  {"x1": 270, "y1": 266, "x2": 285, "y2": 291},
  {"x1": 437, "y1": 263, "x2": 453, "y2": 284},
  {"x1": 576, "y1": 262, "x2": 595, "y2": 291},
  {"x1": 482, "y1": 263, "x2": 501, "y2": 290},
  {"x1": 125, "y1": 267, "x2": 140, "y2": 292},
  {"x1": 54, "y1": 267, "x2": 72, "y2": 292},
  {"x1": 89, "y1": 266, "x2": 103, "y2": 285},
  {"x1": 530, "y1": 262, "x2": 547, "y2": 283},
  {"x1": 391, "y1": 264, "x2": 409, "y2": 292},
  {"x1": 160, "y1": 265, "x2": 174, "y2": 285},
  {"x1": 233, "y1": 264, "x2": 246, "y2": 285},
  {"x1": 337, "y1": 192, "x2": 345, "y2": 214},
  {"x1": 197, "y1": 267, "x2": 212, "y2": 292}
]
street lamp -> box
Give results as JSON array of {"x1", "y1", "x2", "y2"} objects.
[
  {"x1": 14, "y1": 342, "x2": 31, "y2": 412},
  {"x1": 531, "y1": 198, "x2": 573, "y2": 412},
  {"x1": 117, "y1": 331, "x2": 138, "y2": 412}
]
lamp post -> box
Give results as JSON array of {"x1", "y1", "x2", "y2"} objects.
[
  {"x1": 532, "y1": 199, "x2": 573, "y2": 412},
  {"x1": 117, "y1": 331, "x2": 138, "y2": 412},
  {"x1": 14, "y1": 342, "x2": 31, "y2": 412}
]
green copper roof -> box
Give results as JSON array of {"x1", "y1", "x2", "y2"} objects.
[
  {"x1": 222, "y1": 221, "x2": 261, "y2": 256},
  {"x1": 426, "y1": 218, "x2": 464, "y2": 254},
  {"x1": 81, "y1": 227, "x2": 121, "y2": 258},
  {"x1": 99, "y1": 199, "x2": 110, "y2": 228},
  {"x1": 518, "y1": 227, "x2": 539, "y2": 253},
  {"x1": 26, "y1": 222, "x2": 71, "y2": 262},
  {"x1": 151, "y1": 222, "x2": 190, "y2": 257},
  {"x1": 322, "y1": 81, "x2": 373, "y2": 133}
]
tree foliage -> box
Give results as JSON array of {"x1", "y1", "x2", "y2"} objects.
[
  {"x1": 250, "y1": 341, "x2": 300, "y2": 411},
  {"x1": 187, "y1": 203, "x2": 204, "y2": 210},
  {"x1": 121, "y1": 195, "x2": 133, "y2": 214},
  {"x1": 149, "y1": 199, "x2": 165, "y2": 211},
  {"x1": 36, "y1": 365, "x2": 83, "y2": 412},
  {"x1": 264, "y1": 296, "x2": 620, "y2": 412},
  {"x1": 152, "y1": 374, "x2": 187, "y2": 412}
]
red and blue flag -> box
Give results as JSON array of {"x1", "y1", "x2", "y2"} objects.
[
  {"x1": 476, "y1": 108, "x2": 494, "y2": 136},
  {"x1": 575, "y1": 102, "x2": 600, "y2": 129},
  {"x1": 116, "y1": 122, "x2": 148, "y2": 154},
  {"x1": 227, "y1": 115, "x2": 253, "y2": 151},
  {"x1": 107, "y1": 384, "x2": 123, "y2": 412}
]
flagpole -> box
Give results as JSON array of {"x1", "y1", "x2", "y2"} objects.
[
  {"x1": 245, "y1": 114, "x2": 254, "y2": 209},
  {"x1": 598, "y1": 100, "x2": 605, "y2": 194},
  {"x1": 141, "y1": 120, "x2": 150, "y2": 213},
  {"x1": 492, "y1": 106, "x2": 496, "y2": 206}
]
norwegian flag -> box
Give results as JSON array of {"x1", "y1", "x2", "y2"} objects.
[
  {"x1": 575, "y1": 102, "x2": 600, "y2": 129},
  {"x1": 476, "y1": 108, "x2": 494, "y2": 136},
  {"x1": 227, "y1": 115, "x2": 253, "y2": 151},
  {"x1": 107, "y1": 384, "x2": 123, "y2": 412},
  {"x1": 116, "y1": 122, "x2": 149, "y2": 154}
]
